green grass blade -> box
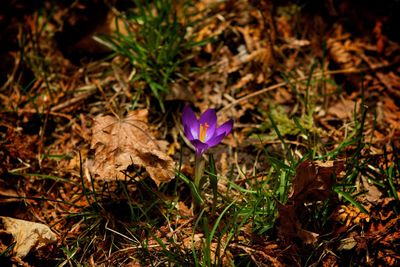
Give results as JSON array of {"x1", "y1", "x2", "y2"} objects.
[{"x1": 176, "y1": 172, "x2": 204, "y2": 205}]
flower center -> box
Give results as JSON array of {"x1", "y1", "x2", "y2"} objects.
[{"x1": 199, "y1": 122, "x2": 209, "y2": 142}]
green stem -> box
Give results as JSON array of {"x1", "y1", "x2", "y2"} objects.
[{"x1": 194, "y1": 154, "x2": 205, "y2": 190}]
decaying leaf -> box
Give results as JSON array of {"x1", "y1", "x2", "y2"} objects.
[
  {"x1": 90, "y1": 109, "x2": 175, "y2": 186},
  {"x1": 338, "y1": 237, "x2": 357, "y2": 251},
  {"x1": 290, "y1": 160, "x2": 344, "y2": 202},
  {"x1": 327, "y1": 99, "x2": 360, "y2": 119},
  {"x1": 182, "y1": 233, "x2": 203, "y2": 250},
  {"x1": 0, "y1": 216, "x2": 57, "y2": 258},
  {"x1": 277, "y1": 203, "x2": 319, "y2": 245},
  {"x1": 278, "y1": 160, "x2": 344, "y2": 245},
  {"x1": 210, "y1": 241, "x2": 234, "y2": 267},
  {"x1": 361, "y1": 175, "x2": 382, "y2": 203},
  {"x1": 333, "y1": 204, "x2": 370, "y2": 227}
]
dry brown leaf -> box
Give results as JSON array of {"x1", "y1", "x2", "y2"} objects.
[
  {"x1": 327, "y1": 25, "x2": 363, "y2": 69},
  {"x1": 278, "y1": 160, "x2": 344, "y2": 245},
  {"x1": 328, "y1": 99, "x2": 360, "y2": 119},
  {"x1": 277, "y1": 203, "x2": 319, "y2": 245},
  {"x1": 90, "y1": 110, "x2": 175, "y2": 186},
  {"x1": 182, "y1": 233, "x2": 203, "y2": 250},
  {"x1": 177, "y1": 201, "x2": 192, "y2": 217},
  {"x1": 289, "y1": 160, "x2": 344, "y2": 202},
  {"x1": 210, "y1": 241, "x2": 234, "y2": 267},
  {"x1": 361, "y1": 175, "x2": 382, "y2": 203},
  {"x1": 0, "y1": 216, "x2": 57, "y2": 258}
]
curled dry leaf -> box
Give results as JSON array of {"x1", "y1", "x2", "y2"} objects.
[
  {"x1": 90, "y1": 109, "x2": 175, "y2": 186},
  {"x1": 0, "y1": 216, "x2": 57, "y2": 258}
]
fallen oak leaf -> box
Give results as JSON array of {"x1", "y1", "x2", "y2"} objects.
[{"x1": 90, "y1": 109, "x2": 175, "y2": 186}]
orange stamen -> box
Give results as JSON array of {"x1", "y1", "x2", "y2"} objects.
[{"x1": 199, "y1": 122, "x2": 209, "y2": 142}]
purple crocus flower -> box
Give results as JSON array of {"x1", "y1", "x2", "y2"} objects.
[{"x1": 182, "y1": 106, "x2": 233, "y2": 155}]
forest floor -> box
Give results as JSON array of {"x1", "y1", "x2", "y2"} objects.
[{"x1": 0, "y1": 0, "x2": 400, "y2": 266}]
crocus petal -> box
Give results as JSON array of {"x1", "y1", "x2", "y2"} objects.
[
  {"x1": 184, "y1": 126, "x2": 195, "y2": 141},
  {"x1": 205, "y1": 133, "x2": 226, "y2": 148},
  {"x1": 199, "y1": 109, "x2": 217, "y2": 142},
  {"x1": 204, "y1": 120, "x2": 216, "y2": 142},
  {"x1": 191, "y1": 139, "x2": 209, "y2": 155},
  {"x1": 216, "y1": 119, "x2": 233, "y2": 136},
  {"x1": 182, "y1": 106, "x2": 199, "y2": 139},
  {"x1": 199, "y1": 109, "x2": 217, "y2": 127}
]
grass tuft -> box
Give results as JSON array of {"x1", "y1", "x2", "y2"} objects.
[{"x1": 97, "y1": 0, "x2": 206, "y2": 112}]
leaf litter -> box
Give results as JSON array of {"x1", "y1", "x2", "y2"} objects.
[
  {"x1": 0, "y1": 0, "x2": 399, "y2": 266},
  {"x1": 90, "y1": 109, "x2": 175, "y2": 186}
]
